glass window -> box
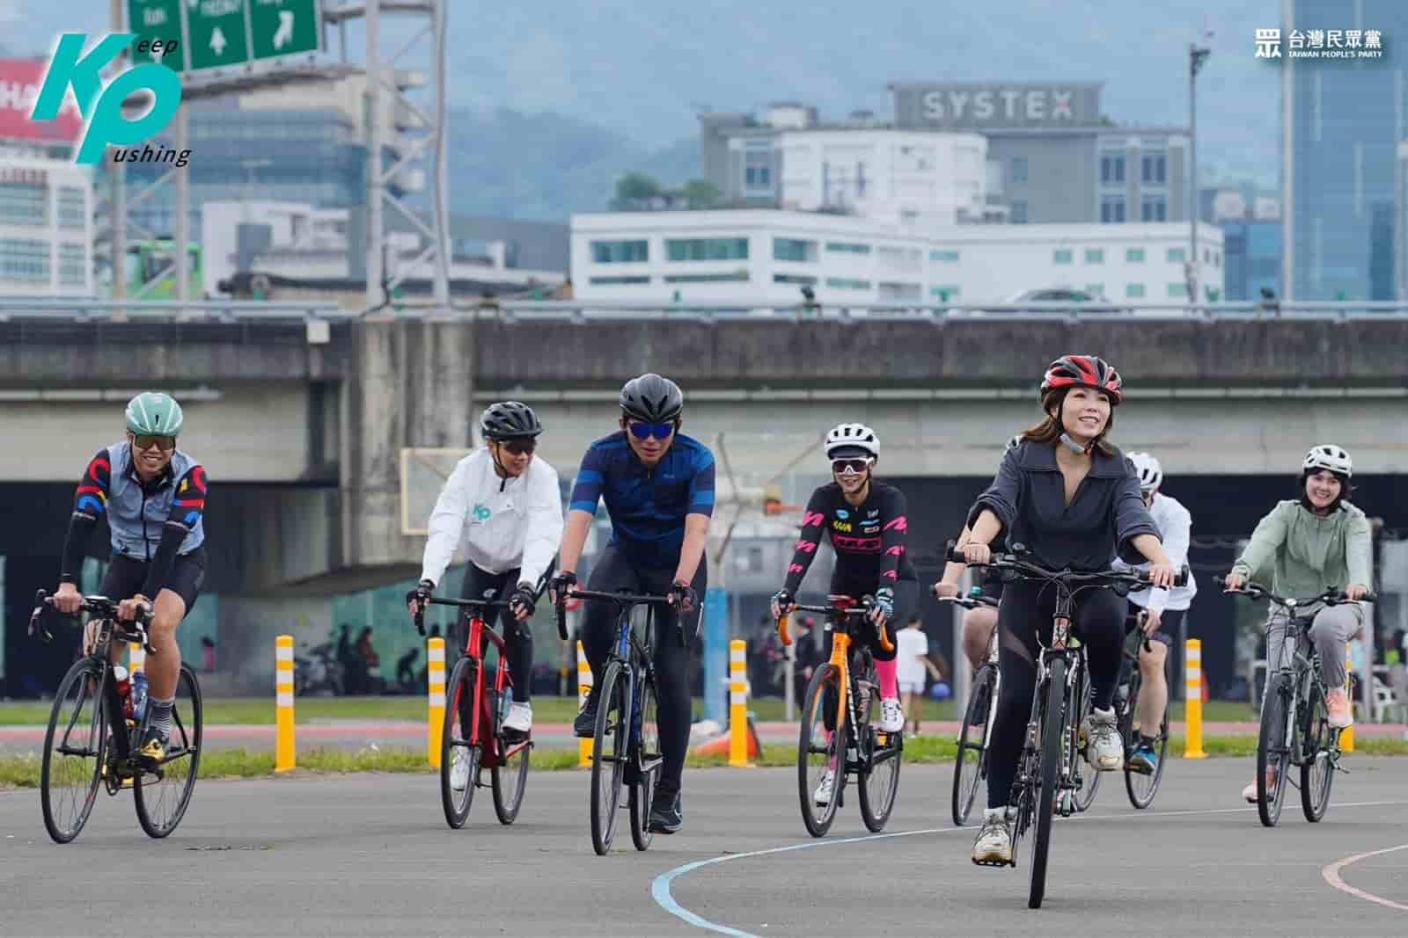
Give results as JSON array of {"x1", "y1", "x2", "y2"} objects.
[
  {"x1": 825, "y1": 241, "x2": 871, "y2": 254},
  {"x1": 930, "y1": 285, "x2": 961, "y2": 300},
  {"x1": 59, "y1": 243, "x2": 85, "y2": 285},
  {"x1": 0, "y1": 183, "x2": 46, "y2": 226},
  {"x1": 877, "y1": 282, "x2": 922, "y2": 301},
  {"x1": 1141, "y1": 153, "x2": 1167, "y2": 184},
  {"x1": 666, "y1": 238, "x2": 749, "y2": 261},
  {"x1": 1167, "y1": 282, "x2": 1188, "y2": 297},
  {"x1": 1141, "y1": 196, "x2": 1167, "y2": 222},
  {"x1": 929, "y1": 249, "x2": 960, "y2": 262},
  {"x1": 774, "y1": 273, "x2": 817, "y2": 285},
  {"x1": 590, "y1": 240, "x2": 648, "y2": 263},
  {"x1": 58, "y1": 188, "x2": 86, "y2": 229},
  {"x1": 1167, "y1": 247, "x2": 1186, "y2": 262},
  {"x1": 772, "y1": 238, "x2": 816, "y2": 262},
  {"x1": 1100, "y1": 197, "x2": 1125, "y2": 223},
  {"x1": 1085, "y1": 248, "x2": 1104, "y2": 264},
  {"x1": 663, "y1": 271, "x2": 749, "y2": 283},
  {"x1": 1010, "y1": 157, "x2": 1028, "y2": 184},
  {"x1": 1010, "y1": 200, "x2": 1028, "y2": 223},
  {"x1": 588, "y1": 275, "x2": 650, "y2": 285},
  {"x1": 877, "y1": 245, "x2": 922, "y2": 271},
  {"x1": 743, "y1": 144, "x2": 774, "y2": 194},
  {"x1": 1100, "y1": 154, "x2": 1125, "y2": 184},
  {"x1": 1053, "y1": 248, "x2": 1073, "y2": 264},
  {"x1": 825, "y1": 277, "x2": 871, "y2": 289},
  {"x1": 0, "y1": 238, "x2": 50, "y2": 281},
  {"x1": 1125, "y1": 283, "x2": 1146, "y2": 298},
  {"x1": 1126, "y1": 247, "x2": 1146, "y2": 262}
]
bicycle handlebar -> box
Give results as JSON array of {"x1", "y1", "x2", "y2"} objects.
[
  {"x1": 1226, "y1": 584, "x2": 1376, "y2": 610},
  {"x1": 29, "y1": 589, "x2": 155, "y2": 652},
  {"x1": 553, "y1": 588, "x2": 685, "y2": 646},
  {"x1": 938, "y1": 592, "x2": 1000, "y2": 611},
  {"x1": 409, "y1": 593, "x2": 513, "y2": 636},
  {"x1": 943, "y1": 541, "x2": 1187, "y2": 589},
  {"x1": 775, "y1": 595, "x2": 893, "y2": 653}
]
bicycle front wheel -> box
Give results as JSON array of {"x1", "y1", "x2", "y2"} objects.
[
  {"x1": 590, "y1": 661, "x2": 628, "y2": 856},
  {"x1": 1256, "y1": 672, "x2": 1293, "y2": 828},
  {"x1": 952, "y1": 663, "x2": 996, "y2": 825},
  {"x1": 629, "y1": 671, "x2": 661, "y2": 851},
  {"x1": 134, "y1": 665, "x2": 203, "y2": 839},
  {"x1": 1028, "y1": 656, "x2": 1066, "y2": 910},
  {"x1": 41, "y1": 657, "x2": 108, "y2": 844},
  {"x1": 441, "y1": 657, "x2": 483, "y2": 829},
  {"x1": 1299, "y1": 680, "x2": 1335, "y2": 823},
  {"x1": 797, "y1": 663, "x2": 842, "y2": 838}
]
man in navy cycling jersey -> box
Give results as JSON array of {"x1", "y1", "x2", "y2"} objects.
[{"x1": 550, "y1": 373, "x2": 714, "y2": 835}]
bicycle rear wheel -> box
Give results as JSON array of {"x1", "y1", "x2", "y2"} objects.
[
  {"x1": 1028, "y1": 656, "x2": 1066, "y2": 910},
  {"x1": 1071, "y1": 678, "x2": 1101, "y2": 813},
  {"x1": 797, "y1": 663, "x2": 842, "y2": 838},
  {"x1": 491, "y1": 717, "x2": 531, "y2": 826},
  {"x1": 1122, "y1": 669, "x2": 1169, "y2": 809},
  {"x1": 858, "y1": 670, "x2": 901, "y2": 833},
  {"x1": 1256, "y1": 673, "x2": 1293, "y2": 828},
  {"x1": 41, "y1": 658, "x2": 108, "y2": 844},
  {"x1": 590, "y1": 661, "x2": 628, "y2": 856},
  {"x1": 1299, "y1": 681, "x2": 1335, "y2": 823},
  {"x1": 952, "y1": 663, "x2": 996, "y2": 825},
  {"x1": 629, "y1": 672, "x2": 661, "y2": 851},
  {"x1": 134, "y1": 665, "x2": 203, "y2": 839},
  {"x1": 441, "y1": 657, "x2": 482, "y2": 829}
]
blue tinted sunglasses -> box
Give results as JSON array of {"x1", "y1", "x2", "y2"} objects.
[{"x1": 628, "y1": 420, "x2": 675, "y2": 441}]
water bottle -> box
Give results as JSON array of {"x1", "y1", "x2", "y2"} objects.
[
  {"x1": 131, "y1": 670, "x2": 149, "y2": 723},
  {"x1": 113, "y1": 666, "x2": 132, "y2": 721}
]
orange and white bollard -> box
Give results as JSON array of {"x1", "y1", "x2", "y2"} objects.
[
  {"x1": 427, "y1": 637, "x2": 446, "y2": 767},
  {"x1": 1341, "y1": 644, "x2": 1356, "y2": 753},
  {"x1": 275, "y1": 635, "x2": 295, "y2": 772},
  {"x1": 1183, "y1": 639, "x2": 1206, "y2": 759},
  {"x1": 577, "y1": 641, "x2": 593, "y2": 767},
  {"x1": 729, "y1": 639, "x2": 751, "y2": 767}
]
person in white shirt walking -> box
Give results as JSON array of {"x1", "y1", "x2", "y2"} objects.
[
  {"x1": 407, "y1": 402, "x2": 564, "y2": 750},
  {"x1": 895, "y1": 615, "x2": 943, "y2": 735},
  {"x1": 1115, "y1": 452, "x2": 1197, "y2": 775}
]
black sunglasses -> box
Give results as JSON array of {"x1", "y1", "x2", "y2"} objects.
[{"x1": 497, "y1": 439, "x2": 536, "y2": 456}]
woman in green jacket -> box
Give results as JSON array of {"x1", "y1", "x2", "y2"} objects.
[{"x1": 1224, "y1": 444, "x2": 1373, "y2": 802}]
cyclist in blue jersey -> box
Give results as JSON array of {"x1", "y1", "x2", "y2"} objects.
[
  {"x1": 549, "y1": 373, "x2": 714, "y2": 835},
  {"x1": 51, "y1": 392, "x2": 208, "y2": 763}
]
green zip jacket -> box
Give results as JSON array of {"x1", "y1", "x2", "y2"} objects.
[{"x1": 1231, "y1": 499, "x2": 1373, "y2": 600}]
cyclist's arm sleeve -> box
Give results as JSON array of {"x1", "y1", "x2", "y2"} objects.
[
  {"x1": 1113, "y1": 467, "x2": 1160, "y2": 563},
  {"x1": 1346, "y1": 511, "x2": 1374, "y2": 589},
  {"x1": 140, "y1": 464, "x2": 207, "y2": 599},
  {"x1": 1148, "y1": 503, "x2": 1192, "y2": 612},
  {"x1": 782, "y1": 488, "x2": 828, "y2": 594},
  {"x1": 686, "y1": 449, "x2": 716, "y2": 519},
  {"x1": 60, "y1": 449, "x2": 111, "y2": 583},
  {"x1": 967, "y1": 447, "x2": 1020, "y2": 536},
  {"x1": 878, "y1": 487, "x2": 909, "y2": 586},
  {"x1": 419, "y1": 458, "x2": 472, "y2": 588},
  {"x1": 1232, "y1": 502, "x2": 1289, "y2": 581},
  {"x1": 519, "y1": 461, "x2": 565, "y2": 587},
  {"x1": 567, "y1": 446, "x2": 606, "y2": 518}
]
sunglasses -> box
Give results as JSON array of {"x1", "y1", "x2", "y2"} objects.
[
  {"x1": 628, "y1": 421, "x2": 675, "y2": 441},
  {"x1": 132, "y1": 434, "x2": 176, "y2": 452},
  {"x1": 831, "y1": 458, "x2": 872, "y2": 475},
  {"x1": 497, "y1": 439, "x2": 536, "y2": 456}
]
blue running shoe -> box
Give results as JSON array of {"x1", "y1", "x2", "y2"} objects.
[{"x1": 1128, "y1": 741, "x2": 1158, "y2": 775}]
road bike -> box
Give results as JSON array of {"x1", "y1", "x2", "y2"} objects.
[{"x1": 942, "y1": 588, "x2": 999, "y2": 826}]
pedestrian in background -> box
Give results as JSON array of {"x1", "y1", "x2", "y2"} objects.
[{"x1": 896, "y1": 614, "x2": 943, "y2": 735}]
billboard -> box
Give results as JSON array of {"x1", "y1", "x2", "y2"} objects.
[
  {"x1": 0, "y1": 59, "x2": 83, "y2": 143},
  {"x1": 891, "y1": 82, "x2": 1102, "y2": 130}
]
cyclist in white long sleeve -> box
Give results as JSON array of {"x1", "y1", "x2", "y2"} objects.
[{"x1": 408, "y1": 402, "x2": 564, "y2": 740}]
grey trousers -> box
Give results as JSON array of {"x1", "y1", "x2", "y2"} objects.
[{"x1": 1266, "y1": 603, "x2": 1365, "y2": 692}]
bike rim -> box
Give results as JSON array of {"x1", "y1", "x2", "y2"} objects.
[
  {"x1": 134, "y1": 667, "x2": 202, "y2": 838},
  {"x1": 494, "y1": 738, "x2": 530, "y2": 821},
  {"x1": 631, "y1": 677, "x2": 661, "y2": 849},
  {"x1": 592, "y1": 666, "x2": 628, "y2": 851},
  {"x1": 799, "y1": 667, "x2": 841, "y2": 833},
  {"x1": 442, "y1": 660, "x2": 478, "y2": 826},
  {"x1": 953, "y1": 673, "x2": 992, "y2": 824},
  {"x1": 42, "y1": 661, "x2": 107, "y2": 843}
]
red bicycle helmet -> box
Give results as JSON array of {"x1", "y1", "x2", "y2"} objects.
[{"x1": 1040, "y1": 354, "x2": 1123, "y2": 405}]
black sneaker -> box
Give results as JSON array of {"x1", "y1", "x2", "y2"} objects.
[
  {"x1": 137, "y1": 725, "x2": 169, "y2": 764},
  {"x1": 572, "y1": 687, "x2": 600, "y2": 738},
  {"x1": 648, "y1": 790, "x2": 682, "y2": 834}
]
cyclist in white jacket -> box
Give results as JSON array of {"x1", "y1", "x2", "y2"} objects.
[
  {"x1": 1115, "y1": 452, "x2": 1197, "y2": 774},
  {"x1": 409, "y1": 402, "x2": 564, "y2": 738}
]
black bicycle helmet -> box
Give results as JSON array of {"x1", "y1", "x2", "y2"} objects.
[
  {"x1": 619, "y1": 373, "x2": 683, "y2": 422},
  {"x1": 480, "y1": 401, "x2": 543, "y2": 440}
]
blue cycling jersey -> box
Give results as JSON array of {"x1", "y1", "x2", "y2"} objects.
[{"x1": 568, "y1": 431, "x2": 715, "y2": 569}]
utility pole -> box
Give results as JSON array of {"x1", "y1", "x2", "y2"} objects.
[{"x1": 1189, "y1": 41, "x2": 1211, "y2": 308}]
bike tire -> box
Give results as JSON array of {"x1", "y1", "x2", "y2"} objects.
[
  {"x1": 441, "y1": 657, "x2": 482, "y2": 829},
  {"x1": 1071, "y1": 677, "x2": 1101, "y2": 813},
  {"x1": 952, "y1": 663, "x2": 996, "y2": 826},
  {"x1": 629, "y1": 672, "x2": 661, "y2": 851},
  {"x1": 797, "y1": 663, "x2": 843, "y2": 838},
  {"x1": 1122, "y1": 667, "x2": 1170, "y2": 810},
  {"x1": 40, "y1": 657, "x2": 108, "y2": 844},
  {"x1": 590, "y1": 661, "x2": 628, "y2": 856},
  {"x1": 1028, "y1": 655, "x2": 1066, "y2": 910},
  {"x1": 1256, "y1": 672, "x2": 1293, "y2": 828},
  {"x1": 1299, "y1": 680, "x2": 1335, "y2": 823},
  {"x1": 134, "y1": 665, "x2": 203, "y2": 839},
  {"x1": 858, "y1": 664, "x2": 902, "y2": 833},
  {"x1": 491, "y1": 725, "x2": 531, "y2": 826}
]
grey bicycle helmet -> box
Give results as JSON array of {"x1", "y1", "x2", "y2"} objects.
[
  {"x1": 619, "y1": 373, "x2": 683, "y2": 422},
  {"x1": 480, "y1": 401, "x2": 543, "y2": 440}
]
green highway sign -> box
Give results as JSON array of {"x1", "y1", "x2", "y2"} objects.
[
  {"x1": 127, "y1": 0, "x2": 185, "y2": 72},
  {"x1": 251, "y1": 0, "x2": 322, "y2": 61},
  {"x1": 187, "y1": 0, "x2": 251, "y2": 71}
]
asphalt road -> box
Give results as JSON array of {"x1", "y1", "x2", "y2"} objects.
[{"x1": 2, "y1": 758, "x2": 1405, "y2": 936}]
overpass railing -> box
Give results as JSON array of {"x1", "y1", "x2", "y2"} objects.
[{"x1": 0, "y1": 297, "x2": 352, "y2": 322}]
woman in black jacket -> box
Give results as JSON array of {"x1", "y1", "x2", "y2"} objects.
[{"x1": 956, "y1": 355, "x2": 1177, "y2": 867}]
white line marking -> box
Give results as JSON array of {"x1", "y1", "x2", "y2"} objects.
[{"x1": 1322, "y1": 842, "x2": 1408, "y2": 913}]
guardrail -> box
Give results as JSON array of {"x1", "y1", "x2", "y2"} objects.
[{"x1": 0, "y1": 297, "x2": 352, "y2": 322}]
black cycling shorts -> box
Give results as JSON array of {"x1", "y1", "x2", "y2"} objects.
[
  {"x1": 1124, "y1": 604, "x2": 1181, "y2": 649},
  {"x1": 978, "y1": 571, "x2": 1005, "y2": 602},
  {"x1": 99, "y1": 549, "x2": 206, "y2": 615}
]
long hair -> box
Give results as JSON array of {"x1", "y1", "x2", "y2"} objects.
[{"x1": 1021, "y1": 388, "x2": 1117, "y2": 456}]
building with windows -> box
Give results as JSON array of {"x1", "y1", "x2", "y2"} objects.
[
  {"x1": 572, "y1": 209, "x2": 1221, "y2": 306},
  {"x1": 0, "y1": 154, "x2": 93, "y2": 296},
  {"x1": 1221, "y1": 219, "x2": 1283, "y2": 302},
  {"x1": 702, "y1": 84, "x2": 1188, "y2": 227}
]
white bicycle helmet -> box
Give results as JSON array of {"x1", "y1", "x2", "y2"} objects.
[
  {"x1": 824, "y1": 422, "x2": 880, "y2": 459},
  {"x1": 1303, "y1": 444, "x2": 1352, "y2": 478},
  {"x1": 1127, "y1": 451, "x2": 1163, "y2": 494}
]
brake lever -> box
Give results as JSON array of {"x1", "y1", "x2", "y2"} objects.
[{"x1": 28, "y1": 589, "x2": 53, "y2": 643}]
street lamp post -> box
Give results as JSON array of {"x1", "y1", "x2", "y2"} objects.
[{"x1": 1189, "y1": 42, "x2": 1211, "y2": 308}]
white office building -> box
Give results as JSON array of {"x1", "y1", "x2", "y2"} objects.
[
  {"x1": 0, "y1": 152, "x2": 93, "y2": 296},
  {"x1": 572, "y1": 209, "x2": 1223, "y2": 306}
]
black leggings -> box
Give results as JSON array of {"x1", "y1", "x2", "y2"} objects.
[
  {"x1": 580, "y1": 544, "x2": 706, "y2": 797},
  {"x1": 985, "y1": 578, "x2": 1126, "y2": 810},
  {"x1": 457, "y1": 564, "x2": 533, "y2": 703}
]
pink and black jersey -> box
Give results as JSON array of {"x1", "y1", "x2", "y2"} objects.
[{"x1": 782, "y1": 481, "x2": 915, "y2": 597}]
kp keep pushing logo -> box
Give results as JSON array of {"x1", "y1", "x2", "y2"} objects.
[{"x1": 30, "y1": 33, "x2": 185, "y2": 166}]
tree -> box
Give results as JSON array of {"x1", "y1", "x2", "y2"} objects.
[
  {"x1": 682, "y1": 179, "x2": 721, "y2": 210},
  {"x1": 610, "y1": 172, "x2": 663, "y2": 210}
]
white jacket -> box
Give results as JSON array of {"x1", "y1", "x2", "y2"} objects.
[
  {"x1": 418, "y1": 449, "x2": 564, "y2": 589},
  {"x1": 1114, "y1": 492, "x2": 1198, "y2": 612}
]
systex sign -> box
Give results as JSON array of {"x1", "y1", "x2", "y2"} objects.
[{"x1": 891, "y1": 82, "x2": 1102, "y2": 129}]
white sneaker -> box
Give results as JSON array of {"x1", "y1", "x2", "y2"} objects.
[
  {"x1": 503, "y1": 702, "x2": 532, "y2": 734},
  {"x1": 813, "y1": 768, "x2": 836, "y2": 806},
  {"x1": 1084, "y1": 707, "x2": 1122, "y2": 771},
  {"x1": 971, "y1": 807, "x2": 1014, "y2": 866},
  {"x1": 449, "y1": 749, "x2": 471, "y2": 792},
  {"x1": 878, "y1": 697, "x2": 904, "y2": 733}
]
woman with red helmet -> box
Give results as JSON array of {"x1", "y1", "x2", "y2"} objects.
[{"x1": 955, "y1": 354, "x2": 1178, "y2": 867}]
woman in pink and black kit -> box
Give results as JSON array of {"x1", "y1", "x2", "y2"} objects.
[{"x1": 770, "y1": 423, "x2": 916, "y2": 739}]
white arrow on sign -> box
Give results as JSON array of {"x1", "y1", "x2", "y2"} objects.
[
  {"x1": 210, "y1": 26, "x2": 228, "y2": 57},
  {"x1": 273, "y1": 10, "x2": 295, "y2": 50}
]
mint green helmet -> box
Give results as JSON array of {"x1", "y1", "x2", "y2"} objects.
[{"x1": 125, "y1": 392, "x2": 183, "y2": 436}]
